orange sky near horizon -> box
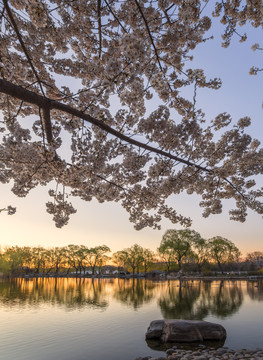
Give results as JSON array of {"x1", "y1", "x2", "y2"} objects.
[
  {"x1": 1, "y1": 180, "x2": 262, "y2": 258},
  {"x1": 1, "y1": 12, "x2": 263, "y2": 258}
]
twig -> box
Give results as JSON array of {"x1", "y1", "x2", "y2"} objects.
[
  {"x1": 98, "y1": 0, "x2": 102, "y2": 58},
  {"x1": 134, "y1": 0, "x2": 163, "y2": 71},
  {"x1": 3, "y1": 0, "x2": 45, "y2": 96}
]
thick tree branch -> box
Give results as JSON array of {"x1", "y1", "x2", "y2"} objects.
[
  {"x1": 0, "y1": 78, "x2": 255, "y2": 207},
  {"x1": 2, "y1": 78, "x2": 252, "y2": 208},
  {"x1": 42, "y1": 107, "x2": 53, "y2": 143},
  {"x1": 0, "y1": 78, "x2": 209, "y2": 172}
]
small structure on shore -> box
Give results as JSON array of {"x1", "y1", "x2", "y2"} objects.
[{"x1": 145, "y1": 319, "x2": 226, "y2": 343}]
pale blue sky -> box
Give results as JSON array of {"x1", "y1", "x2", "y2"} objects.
[{"x1": 1, "y1": 11, "x2": 262, "y2": 256}]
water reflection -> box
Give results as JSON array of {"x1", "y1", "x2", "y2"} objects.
[
  {"x1": 1, "y1": 278, "x2": 263, "y2": 360},
  {"x1": 113, "y1": 278, "x2": 155, "y2": 309},
  {"x1": 159, "y1": 280, "x2": 243, "y2": 320},
  {"x1": 206, "y1": 281, "x2": 243, "y2": 318},
  {"x1": 159, "y1": 280, "x2": 206, "y2": 319},
  {"x1": 0, "y1": 277, "x2": 109, "y2": 310},
  {"x1": 247, "y1": 281, "x2": 263, "y2": 301},
  {"x1": 0, "y1": 278, "x2": 262, "y2": 316}
]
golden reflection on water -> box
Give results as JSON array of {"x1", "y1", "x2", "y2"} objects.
[{"x1": 0, "y1": 278, "x2": 262, "y2": 318}]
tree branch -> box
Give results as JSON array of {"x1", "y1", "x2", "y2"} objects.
[
  {"x1": 3, "y1": 0, "x2": 55, "y2": 143},
  {"x1": 42, "y1": 107, "x2": 53, "y2": 143},
  {"x1": 3, "y1": 0, "x2": 45, "y2": 96},
  {"x1": 2, "y1": 78, "x2": 251, "y2": 207},
  {"x1": 97, "y1": 0, "x2": 102, "y2": 59},
  {"x1": 104, "y1": 0, "x2": 127, "y2": 33},
  {"x1": 0, "y1": 78, "x2": 209, "y2": 172},
  {"x1": 134, "y1": 0, "x2": 163, "y2": 71}
]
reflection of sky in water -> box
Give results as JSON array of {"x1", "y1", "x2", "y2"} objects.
[{"x1": 0, "y1": 279, "x2": 263, "y2": 360}]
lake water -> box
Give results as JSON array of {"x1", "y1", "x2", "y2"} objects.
[{"x1": 0, "y1": 278, "x2": 263, "y2": 360}]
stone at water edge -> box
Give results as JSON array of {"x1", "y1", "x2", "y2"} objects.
[
  {"x1": 145, "y1": 320, "x2": 164, "y2": 339},
  {"x1": 145, "y1": 320, "x2": 226, "y2": 343}
]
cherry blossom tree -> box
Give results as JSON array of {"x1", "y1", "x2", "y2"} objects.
[{"x1": 0, "y1": 0, "x2": 262, "y2": 229}]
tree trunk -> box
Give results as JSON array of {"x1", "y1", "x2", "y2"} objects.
[
  {"x1": 178, "y1": 259, "x2": 182, "y2": 271},
  {"x1": 218, "y1": 261, "x2": 224, "y2": 274}
]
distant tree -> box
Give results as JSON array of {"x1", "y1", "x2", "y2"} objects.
[
  {"x1": 97, "y1": 254, "x2": 111, "y2": 275},
  {"x1": 208, "y1": 237, "x2": 241, "y2": 274},
  {"x1": 31, "y1": 246, "x2": 46, "y2": 274},
  {"x1": 0, "y1": 247, "x2": 11, "y2": 274},
  {"x1": 157, "y1": 245, "x2": 175, "y2": 273},
  {"x1": 245, "y1": 251, "x2": 263, "y2": 270},
  {"x1": 112, "y1": 251, "x2": 127, "y2": 271},
  {"x1": 4, "y1": 246, "x2": 25, "y2": 274},
  {"x1": 142, "y1": 248, "x2": 155, "y2": 273},
  {"x1": 21, "y1": 246, "x2": 33, "y2": 271},
  {"x1": 65, "y1": 244, "x2": 79, "y2": 274},
  {"x1": 191, "y1": 236, "x2": 209, "y2": 274},
  {"x1": 114, "y1": 247, "x2": 155, "y2": 273},
  {"x1": 158, "y1": 229, "x2": 199, "y2": 272},
  {"x1": 45, "y1": 247, "x2": 66, "y2": 275},
  {"x1": 86, "y1": 245, "x2": 111, "y2": 275},
  {"x1": 76, "y1": 245, "x2": 89, "y2": 275},
  {"x1": 113, "y1": 244, "x2": 144, "y2": 275}
]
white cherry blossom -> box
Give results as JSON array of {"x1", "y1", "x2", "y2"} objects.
[{"x1": 0, "y1": 0, "x2": 262, "y2": 228}]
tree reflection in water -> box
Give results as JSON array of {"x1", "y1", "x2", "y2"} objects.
[
  {"x1": 0, "y1": 277, "x2": 157, "y2": 311},
  {"x1": 0, "y1": 278, "x2": 109, "y2": 310},
  {"x1": 159, "y1": 280, "x2": 243, "y2": 320},
  {"x1": 247, "y1": 280, "x2": 263, "y2": 301},
  {"x1": 206, "y1": 281, "x2": 243, "y2": 318},
  {"x1": 158, "y1": 280, "x2": 206, "y2": 319},
  {"x1": 113, "y1": 278, "x2": 155, "y2": 309},
  {"x1": 0, "y1": 278, "x2": 262, "y2": 317}
]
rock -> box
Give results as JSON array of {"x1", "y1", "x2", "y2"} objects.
[
  {"x1": 145, "y1": 320, "x2": 164, "y2": 339},
  {"x1": 194, "y1": 322, "x2": 226, "y2": 341},
  {"x1": 136, "y1": 347, "x2": 263, "y2": 360},
  {"x1": 166, "y1": 349, "x2": 176, "y2": 355},
  {"x1": 162, "y1": 320, "x2": 203, "y2": 342},
  {"x1": 145, "y1": 320, "x2": 226, "y2": 343}
]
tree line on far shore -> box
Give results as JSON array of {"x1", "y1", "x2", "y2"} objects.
[{"x1": 1, "y1": 229, "x2": 263, "y2": 276}]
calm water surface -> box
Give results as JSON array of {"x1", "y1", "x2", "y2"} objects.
[{"x1": 0, "y1": 278, "x2": 263, "y2": 360}]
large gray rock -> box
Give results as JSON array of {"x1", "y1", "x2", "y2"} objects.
[
  {"x1": 145, "y1": 320, "x2": 164, "y2": 339},
  {"x1": 145, "y1": 320, "x2": 226, "y2": 343}
]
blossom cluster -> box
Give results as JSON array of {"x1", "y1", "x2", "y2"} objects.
[{"x1": 0, "y1": 0, "x2": 262, "y2": 229}]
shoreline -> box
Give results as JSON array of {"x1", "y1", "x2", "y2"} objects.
[
  {"x1": 1, "y1": 274, "x2": 262, "y2": 281},
  {"x1": 135, "y1": 346, "x2": 263, "y2": 360}
]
